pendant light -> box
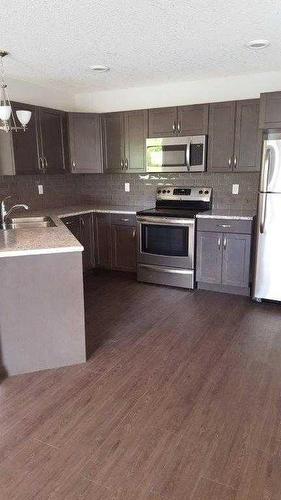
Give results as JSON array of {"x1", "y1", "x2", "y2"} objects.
[{"x1": 0, "y1": 51, "x2": 32, "y2": 132}]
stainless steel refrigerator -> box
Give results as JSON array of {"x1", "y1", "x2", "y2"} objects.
[{"x1": 253, "y1": 132, "x2": 281, "y2": 301}]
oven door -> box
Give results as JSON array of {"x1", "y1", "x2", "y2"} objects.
[{"x1": 137, "y1": 216, "x2": 195, "y2": 269}]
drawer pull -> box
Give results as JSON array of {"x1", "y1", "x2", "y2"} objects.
[
  {"x1": 121, "y1": 218, "x2": 129, "y2": 222},
  {"x1": 216, "y1": 224, "x2": 231, "y2": 228}
]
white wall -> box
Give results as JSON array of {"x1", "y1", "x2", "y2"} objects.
[
  {"x1": 73, "y1": 70, "x2": 281, "y2": 112},
  {"x1": 7, "y1": 77, "x2": 75, "y2": 111}
]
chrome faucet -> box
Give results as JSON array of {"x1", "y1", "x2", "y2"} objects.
[{"x1": 1, "y1": 196, "x2": 29, "y2": 229}]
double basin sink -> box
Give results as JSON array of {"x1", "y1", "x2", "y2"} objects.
[{"x1": 0, "y1": 216, "x2": 57, "y2": 230}]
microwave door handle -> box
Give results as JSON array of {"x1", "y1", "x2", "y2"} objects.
[{"x1": 186, "y1": 140, "x2": 191, "y2": 171}]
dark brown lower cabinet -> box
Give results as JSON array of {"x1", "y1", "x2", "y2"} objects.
[
  {"x1": 111, "y1": 224, "x2": 137, "y2": 272},
  {"x1": 93, "y1": 213, "x2": 112, "y2": 269},
  {"x1": 62, "y1": 214, "x2": 94, "y2": 272},
  {"x1": 196, "y1": 219, "x2": 253, "y2": 296}
]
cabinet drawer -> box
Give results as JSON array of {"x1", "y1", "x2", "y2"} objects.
[
  {"x1": 196, "y1": 218, "x2": 253, "y2": 234},
  {"x1": 111, "y1": 213, "x2": 136, "y2": 226}
]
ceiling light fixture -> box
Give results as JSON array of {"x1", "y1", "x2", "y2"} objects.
[
  {"x1": 0, "y1": 51, "x2": 31, "y2": 133},
  {"x1": 90, "y1": 65, "x2": 110, "y2": 72},
  {"x1": 246, "y1": 39, "x2": 270, "y2": 50}
]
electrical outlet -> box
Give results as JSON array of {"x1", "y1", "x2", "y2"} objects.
[
  {"x1": 125, "y1": 182, "x2": 130, "y2": 192},
  {"x1": 38, "y1": 184, "x2": 44, "y2": 195},
  {"x1": 232, "y1": 184, "x2": 239, "y2": 195}
]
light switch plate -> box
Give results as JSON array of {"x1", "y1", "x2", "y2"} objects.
[
  {"x1": 38, "y1": 184, "x2": 44, "y2": 195},
  {"x1": 125, "y1": 182, "x2": 130, "y2": 192},
  {"x1": 232, "y1": 184, "x2": 239, "y2": 195}
]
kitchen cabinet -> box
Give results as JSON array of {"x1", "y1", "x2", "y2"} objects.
[
  {"x1": 93, "y1": 213, "x2": 112, "y2": 268},
  {"x1": 102, "y1": 110, "x2": 147, "y2": 173},
  {"x1": 259, "y1": 91, "x2": 281, "y2": 129},
  {"x1": 208, "y1": 99, "x2": 260, "y2": 172},
  {"x1": 0, "y1": 102, "x2": 68, "y2": 175},
  {"x1": 196, "y1": 218, "x2": 253, "y2": 295},
  {"x1": 148, "y1": 104, "x2": 209, "y2": 137},
  {"x1": 62, "y1": 214, "x2": 94, "y2": 272},
  {"x1": 111, "y1": 214, "x2": 137, "y2": 272},
  {"x1": 68, "y1": 113, "x2": 103, "y2": 173},
  {"x1": 38, "y1": 107, "x2": 66, "y2": 173}
]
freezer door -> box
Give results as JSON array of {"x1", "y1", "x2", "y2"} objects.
[
  {"x1": 253, "y1": 192, "x2": 281, "y2": 301},
  {"x1": 260, "y1": 134, "x2": 281, "y2": 193}
]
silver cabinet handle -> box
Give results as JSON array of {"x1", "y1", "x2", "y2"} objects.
[
  {"x1": 121, "y1": 218, "x2": 129, "y2": 222},
  {"x1": 72, "y1": 161, "x2": 76, "y2": 169},
  {"x1": 120, "y1": 159, "x2": 124, "y2": 170},
  {"x1": 132, "y1": 229, "x2": 136, "y2": 238},
  {"x1": 80, "y1": 217, "x2": 85, "y2": 227},
  {"x1": 216, "y1": 224, "x2": 231, "y2": 228},
  {"x1": 172, "y1": 121, "x2": 176, "y2": 133},
  {"x1": 177, "y1": 122, "x2": 181, "y2": 134},
  {"x1": 124, "y1": 158, "x2": 129, "y2": 170},
  {"x1": 39, "y1": 157, "x2": 44, "y2": 170},
  {"x1": 228, "y1": 157, "x2": 232, "y2": 169},
  {"x1": 233, "y1": 155, "x2": 237, "y2": 168},
  {"x1": 44, "y1": 157, "x2": 48, "y2": 168},
  {"x1": 223, "y1": 237, "x2": 227, "y2": 249},
  {"x1": 217, "y1": 237, "x2": 221, "y2": 249}
]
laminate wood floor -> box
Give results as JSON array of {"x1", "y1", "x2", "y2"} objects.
[{"x1": 1, "y1": 270, "x2": 281, "y2": 499}]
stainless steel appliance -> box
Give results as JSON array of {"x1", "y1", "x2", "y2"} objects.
[
  {"x1": 253, "y1": 132, "x2": 281, "y2": 302},
  {"x1": 146, "y1": 135, "x2": 207, "y2": 173},
  {"x1": 137, "y1": 187, "x2": 212, "y2": 289}
]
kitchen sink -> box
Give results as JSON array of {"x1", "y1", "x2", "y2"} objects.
[{"x1": 2, "y1": 216, "x2": 57, "y2": 229}]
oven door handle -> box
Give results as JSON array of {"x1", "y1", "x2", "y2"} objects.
[{"x1": 137, "y1": 216, "x2": 195, "y2": 226}]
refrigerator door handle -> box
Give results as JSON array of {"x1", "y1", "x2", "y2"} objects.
[
  {"x1": 260, "y1": 148, "x2": 271, "y2": 192},
  {"x1": 260, "y1": 193, "x2": 268, "y2": 234}
]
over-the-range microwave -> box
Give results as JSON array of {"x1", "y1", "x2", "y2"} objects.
[{"x1": 146, "y1": 135, "x2": 207, "y2": 173}]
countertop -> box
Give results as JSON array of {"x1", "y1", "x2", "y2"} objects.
[
  {"x1": 196, "y1": 209, "x2": 256, "y2": 221},
  {"x1": 0, "y1": 204, "x2": 144, "y2": 259}
]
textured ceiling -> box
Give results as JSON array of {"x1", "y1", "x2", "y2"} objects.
[{"x1": 1, "y1": 0, "x2": 281, "y2": 92}]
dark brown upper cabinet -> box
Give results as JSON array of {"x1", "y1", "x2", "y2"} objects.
[
  {"x1": 0, "y1": 102, "x2": 41, "y2": 175},
  {"x1": 208, "y1": 99, "x2": 260, "y2": 172},
  {"x1": 38, "y1": 107, "x2": 66, "y2": 173},
  {"x1": 102, "y1": 110, "x2": 147, "y2": 173},
  {"x1": 259, "y1": 91, "x2": 281, "y2": 129},
  {"x1": 68, "y1": 113, "x2": 103, "y2": 174},
  {"x1": 148, "y1": 104, "x2": 209, "y2": 137}
]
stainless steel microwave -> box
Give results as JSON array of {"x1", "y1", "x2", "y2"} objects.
[{"x1": 146, "y1": 135, "x2": 207, "y2": 173}]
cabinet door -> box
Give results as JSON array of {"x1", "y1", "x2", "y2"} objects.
[
  {"x1": 148, "y1": 107, "x2": 177, "y2": 137},
  {"x1": 94, "y1": 213, "x2": 112, "y2": 269},
  {"x1": 39, "y1": 107, "x2": 66, "y2": 173},
  {"x1": 111, "y1": 224, "x2": 137, "y2": 272},
  {"x1": 196, "y1": 231, "x2": 222, "y2": 284},
  {"x1": 124, "y1": 110, "x2": 148, "y2": 173},
  {"x1": 177, "y1": 104, "x2": 209, "y2": 135},
  {"x1": 102, "y1": 113, "x2": 124, "y2": 172},
  {"x1": 207, "y1": 101, "x2": 236, "y2": 172},
  {"x1": 234, "y1": 99, "x2": 260, "y2": 172},
  {"x1": 68, "y1": 113, "x2": 102, "y2": 173},
  {"x1": 11, "y1": 102, "x2": 41, "y2": 174},
  {"x1": 80, "y1": 213, "x2": 94, "y2": 271},
  {"x1": 62, "y1": 215, "x2": 81, "y2": 241},
  {"x1": 259, "y1": 92, "x2": 281, "y2": 129},
  {"x1": 222, "y1": 234, "x2": 251, "y2": 287}
]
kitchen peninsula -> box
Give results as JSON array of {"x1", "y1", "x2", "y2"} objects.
[{"x1": 0, "y1": 216, "x2": 86, "y2": 376}]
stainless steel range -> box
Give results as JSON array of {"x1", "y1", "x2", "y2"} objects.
[{"x1": 136, "y1": 187, "x2": 212, "y2": 289}]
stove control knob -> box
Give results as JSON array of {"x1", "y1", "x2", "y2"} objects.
[
  {"x1": 162, "y1": 190, "x2": 166, "y2": 193},
  {"x1": 199, "y1": 190, "x2": 203, "y2": 194},
  {"x1": 167, "y1": 190, "x2": 170, "y2": 194},
  {"x1": 204, "y1": 190, "x2": 209, "y2": 194},
  {"x1": 157, "y1": 190, "x2": 161, "y2": 194}
]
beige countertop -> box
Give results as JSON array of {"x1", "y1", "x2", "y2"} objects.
[
  {"x1": 0, "y1": 204, "x2": 144, "y2": 258},
  {"x1": 196, "y1": 209, "x2": 256, "y2": 221}
]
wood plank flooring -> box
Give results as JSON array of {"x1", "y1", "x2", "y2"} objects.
[{"x1": 1, "y1": 270, "x2": 281, "y2": 499}]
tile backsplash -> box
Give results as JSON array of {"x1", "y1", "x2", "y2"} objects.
[{"x1": 0, "y1": 171, "x2": 260, "y2": 212}]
